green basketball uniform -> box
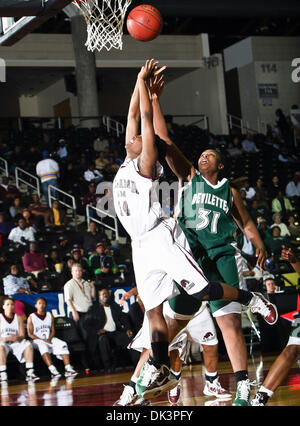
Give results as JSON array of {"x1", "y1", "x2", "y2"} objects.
[
  {"x1": 177, "y1": 171, "x2": 240, "y2": 314},
  {"x1": 290, "y1": 312, "x2": 300, "y2": 340}
]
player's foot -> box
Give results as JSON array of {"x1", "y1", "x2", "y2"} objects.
[
  {"x1": 26, "y1": 369, "x2": 40, "y2": 383},
  {"x1": 248, "y1": 292, "x2": 278, "y2": 325},
  {"x1": 136, "y1": 361, "x2": 151, "y2": 397},
  {"x1": 203, "y1": 378, "x2": 232, "y2": 399},
  {"x1": 141, "y1": 363, "x2": 178, "y2": 400},
  {"x1": 134, "y1": 397, "x2": 151, "y2": 406},
  {"x1": 0, "y1": 372, "x2": 7, "y2": 382},
  {"x1": 51, "y1": 370, "x2": 62, "y2": 380},
  {"x1": 250, "y1": 392, "x2": 267, "y2": 406},
  {"x1": 64, "y1": 366, "x2": 78, "y2": 378},
  {"x1": 168, "y1": 382, "x2": 181, "y2": 404},
  {"x1": 232, "y1": 379, "x2": 252, "y2": 406},
  {"x1": 113, "y1": 385, "x2": 137, "y2": 406}
]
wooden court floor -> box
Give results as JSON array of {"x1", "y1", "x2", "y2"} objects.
[{"x1": 1, "y1": 354, "x2": 299, "y2": 407}]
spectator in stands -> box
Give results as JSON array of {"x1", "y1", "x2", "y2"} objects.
[
  {"x1": 271, "y1": 190, "x2": 294, "y2": 219},
  {"x1": 64, "y1": 263, "x2": 95, "y2": 371},
  {"x1": 9, "y1": 196, "x2": 26, "y2": 220},
  {"x1": 285, "y1": 173, "x2": 300, "y2": 202},
  {"x1": 257, "y1": 217, "x2": 272, "y2": 241},
  {"x1": 226, "y1": 140, "x2": 242, "y2": 158},
  {"x1": 264, "y1": 226, "x2": 291, "y2": 257},
  {"x1": 264, "y1": 276, "x2": 280, "y2": 294},
  {"x1": 268, "y1": 176, "x2": 283, "y2": 201},
  {"x1": 8, "y1": 217, "x2": 35, "y2": 247},
  {"x1": 242, "y1": 180, "x2": 256, "y2": 201},
  {"x1": 0, "y1": 176, "x2": 21, "y2": 201},
  {"x1": 21, "y1": 209, "x2": 38, "y2": 232},
  {"x1": 36, "y1": 151, "x2": 60, "y2": 205},
  {"x1": 88, "y1": 242, "x2": 119, "y2": 284},
  {"x1": 83, "y1": 221, "x2": 108, "y2": 253},
  {"x1": 239, "y1": 189, "x2": 248, "y2": 208},
  {"x1": 3, "y1": 264, "x2": 32, "y2": 297},
  {"x1": 49, "y1": 200, "x2": 67, "y2": 227},
  {"x1": 83, "y1": 288, "x2": 137, "y2": 372},
  {"x1": 70, "y1": 248, "x2": 89, "y2": 279},
  {"x1": 241, "y1": 133, "x2": 259, "y2": 153},
  {"x1": 60, "y1": 258, "x2": 74, "y2": 288},
  {"x1": 22, "y1": 242, "x2": 48, "y2": 277},
  {"x1": 236, "y1": 232, "x2": 256, "y2": 265},
  {"x1": 249, "y1": 199, "x2": 262, "y2": 224},
  {"x1": 270, "y1": 213, "x2": 291, "y2": 237},
  {"x1": 82, "y1": 183, "x2": 102, "y2": 218},
  {"x1": 93, "y1": 134, "x2": 109, "y2": 153},
  {"x1": 104, "y1": 157, "x2": 120, "y2": 180},
  {"x1": 95, "y1": 151, "x2": 109, "y2": 172},
  {"x1": 287, "y1": 214, "x2": 300, "y2": 238},
  {"x1": 28, "y1": 193, "x2": 52, "y2": 227},
  {"x1": 84, "y1": 163, "x2": 103, "y2": 185},
  {"x1": 47, "y1": 249, "x2": 63, "y2": 274},
  {"x1": 56, "y1": 139, "x2": 68, "y2": 160},
  {"x1": 0, "y1": 213, "x2": 14, "y2": 243},
  {"x1": 254, "y1": 178, "x2": 269, "y2": 205}
]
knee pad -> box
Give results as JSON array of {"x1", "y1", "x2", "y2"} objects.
[{"x1": 191, "y1": 281, "x2": 224, "y2": 302}]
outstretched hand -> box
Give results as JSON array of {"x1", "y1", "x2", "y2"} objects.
[
  {"x1": 281, "y1": 245, "x2": 297, "y2": 264},
  {"x1": 147, "y1": 73, "x2": 165, "y2": 100},
  {"x1": 138, "y1": 59, "x2": 166, "y2": 81}
]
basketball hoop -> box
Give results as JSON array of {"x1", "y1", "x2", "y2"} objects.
[{"x1": 73, "y1": 0, "x2": 132, "y2": 52}]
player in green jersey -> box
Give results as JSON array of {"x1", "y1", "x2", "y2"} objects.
[{"x1": 149, "y1": 72, "x2": 269, "y2": 406}]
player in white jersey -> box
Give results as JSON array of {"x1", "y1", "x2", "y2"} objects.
[
  {"x1": 27, "y1": 297, "x2": 77, "y2": 381},
  {"x1": 112, "y1": 59, "x2": 277, "y2": 399},
  {"x1": 0, "y1": 297, "x2": 39, "y2": 382}
]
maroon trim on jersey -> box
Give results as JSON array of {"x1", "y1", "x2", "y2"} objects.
[
  {"x1": 2, "y1": 313, "x2": 15, "y2": 324},
  {"x1": 34, "y1": 312, "x2": 47, "y2": 320}
]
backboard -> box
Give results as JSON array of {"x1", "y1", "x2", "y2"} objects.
[{"x1": 0, "y1": 0, "x2": 73, "y2": 46}]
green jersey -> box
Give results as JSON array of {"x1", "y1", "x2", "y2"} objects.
[{"x1": 177, "y1": 171, "x2": 237, "y2": 260}]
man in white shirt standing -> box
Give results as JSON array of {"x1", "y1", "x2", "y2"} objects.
[
  {"x1": 36, "y1": 151, "x2": 59, "y2": 205},
  {"x1": 64, "y1": 263, "x2": 95, "y2": 372},
  {"x1": 285, "y1": 173, "x2": 300, "y2": 201}
]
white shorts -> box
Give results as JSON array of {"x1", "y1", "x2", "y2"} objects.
[
  {"x1": 131, "y1": 218, "x2": 209, "y2": 312},
  {"x1": 129, "y1": 301, "x2": 217, "y2": 361},
  {"x1": 0, "y1": 339, "x2": 31, "y2": 363},
  {"x1": 32, "y1": 337, "x2": 69, "y2": 360}
]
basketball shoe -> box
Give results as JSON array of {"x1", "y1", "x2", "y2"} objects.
[
  {"x1": 113, "y1": 385, "x2": 137, "y2": 406},
  {"x1": 248, "y1": 292, "x2": 278, "y2": 325},
  {"x1": 168, "y1": 382, "x2": 181, "y2": 404},
  {"x1": 26, "y1": 369, "x2": 39, "y2": 382},
  {"x1": 65, "y1": 366, "x2": 78, "y2": 378},
  {"x1": 203, "y1": 378, "x2": 232, "y2": 399},
  {"x1": 139, "y1": 362, "x2": 178, "y2": 399},
  {"x1": 232, "y1": 379, "x2": 252, "y2": 406},
  {"x1": 250, "y1": 392, "x2": 267, "y2": 406},
  {"x1": 134, "y1": 397, "x2": 151, "y2": 406}
]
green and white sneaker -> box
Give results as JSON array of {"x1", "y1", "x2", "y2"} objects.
[
  {"x1": 232, "y1": 379, "x2": 252, "y2": 406},
  {"x1": 136, "y1": 361, "x2": 151, "y2": 397}
]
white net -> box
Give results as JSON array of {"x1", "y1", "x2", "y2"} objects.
[{"x1": 73, "y1": 0, "x2": 132, "y2": 52}]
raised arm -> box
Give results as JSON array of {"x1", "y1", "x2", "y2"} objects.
[
  {"x1": 126, "y1": 77, "x2": 140, "y2": 145},
  {"x1": 148, "y1": 74, "x2": 195, "y2": 183},
  {"x1": 137, "y1": 59, "x2": 159, "y2": 178}
]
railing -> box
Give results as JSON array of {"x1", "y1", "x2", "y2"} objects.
[
  {"x1": 102, "y1": 115, "x2": 125, "y2": 137},
  {"x1": 15, "y1": 167, "x2": 40, "y2": 197},
  {"x1": 48, "y1": 185, "x2": 77, "y2": 228},
  {"x1": 0, "y1": 157, "x2": 8, "y2": 177},
  {"x1": 227, "y1": 114, "x2": 267, "y2": 135},
  {"x1": 86, "y1": 204, "x2": 119, "y2": 241}
]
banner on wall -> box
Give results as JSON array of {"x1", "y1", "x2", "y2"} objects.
[{"x1": 13, "y1": 287, "x2": 136, "y2": 317}]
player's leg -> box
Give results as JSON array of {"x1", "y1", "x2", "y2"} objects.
[
  {"x1": 251, "y1": 343, "x2": 300, "y2": 405},
  {"x1": 22, "y1": 342, "x2": 39, "y2": 382},
  {"x1": 51, "y1": 337, "x2": 77, "y2": 378},
  {"x1": 33, "y1": 339, "x2": 61, "y2": 379},
  {"x1": 0, "y1": 345, "x2": 8, "y2": 382}
]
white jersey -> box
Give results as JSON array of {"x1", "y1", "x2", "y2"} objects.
[
  {"x1": 30, "y1": 312, "x2": 52, "y2": 340},
  {"x1": 113, "y1": 158, "x2": 164, "y2": 239},
  {"x1": 0, "y1": 313, "x2": 19, "y2": 338}
]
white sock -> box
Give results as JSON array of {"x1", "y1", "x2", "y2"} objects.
[
  {"x1": 26, "y1": 363, "x2": 34, "y2": 370},
  {"x1": 49, "y1": 365, "x2": 58, "y2": 374},
  {"x1": 0, "y1": 365, "x2": 6, "y2": 372},
  {"x1": 170, "y1": 369, "x2": 181, "y2": 379},
  {"x1": 65, "y1": 364, "x2": 72, "y2": 371},
  {"x1": 131, "y1": 374, "x2": 139, "y2": 383},
  {"x1": 259, "y1": 385, "x2": 274, "y2": 397}
]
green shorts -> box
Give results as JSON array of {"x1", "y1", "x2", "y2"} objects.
[{"x1": 199, "y1": 254, "x2": 240, "y2": 316}]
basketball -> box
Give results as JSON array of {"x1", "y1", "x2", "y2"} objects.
[{"x1": 126, "y1": 4, "x2": 163, "y2": 42}]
